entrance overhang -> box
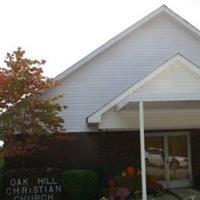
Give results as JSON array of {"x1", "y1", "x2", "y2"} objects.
[
  {"x1": 86, "y1": 54, "x2": 200, "y2": 200},
  {"x1": 87, "y1": 54, "x2": 200, "y2": 125}
]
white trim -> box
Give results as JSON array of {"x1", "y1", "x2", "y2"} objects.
[
  {"x1": 87, "y1": 54, "x2": 200, "y2": 123},
  {"x1": 139, "y1": 102, "x2": 147, "y2": 200},
  {"x1": 116, "y1": 96, "x2": 200, "y2": 112},
  {"x1": 130, "y1": 96, "x2": 200, "y2": 102},
  {"x1": 115, "y1": 96, "x2": 131, "y2": 112},
  {"x1": 56, "y1": 5, "x2": 200, "y2": 81}
]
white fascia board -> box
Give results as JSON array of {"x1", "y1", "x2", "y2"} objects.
[
  {"x1": 115, "y1": 96, "x2": 131, "y2": 112},
  {"x1": 130, "y1": 96, "x2": 200, "y2": 102},
  {"x1": 87, "y1": 54, "x2": 200, "y2": 123},
  {"x1": 163, "y1": 7, "x2": 200, "y2": 39},
  {"x1": 180, "y1": 56, "x2": 200, "y2": 76}
]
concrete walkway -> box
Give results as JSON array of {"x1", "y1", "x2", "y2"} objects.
[
  {"x1": 152, "y1": 193, "x2": 179, "y2": 200},
  {"x1": 169, "y1": 188, "x2": 200, "y2": 200},
  {"x1": 148, "y1": 188, "x2": 200, "y2": 200}
]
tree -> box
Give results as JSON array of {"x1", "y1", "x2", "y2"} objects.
[
  {"x1": 0, "y1": 48, "x2": 66, "y2": 160},
  {"x1": 0, "y1": 48, "x2": 65, "y2": 164}
]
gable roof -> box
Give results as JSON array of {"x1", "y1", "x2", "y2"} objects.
[
  {"x1": 56, "y1": 5, "x2": 200, "y2": 81},
  {"x1": 87, "y1": 54, "x2": 200, "y2": 123}
]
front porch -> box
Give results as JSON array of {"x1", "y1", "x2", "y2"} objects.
[
  {"x1": 98, "y1": 130, "x2": 200, "y2": 200},
  {"x1": 87, "y1": 55, "x2": 200, "y2": 199},
  {"x1": 95, "y1": 103, "x2": 200, "y2": 199}
]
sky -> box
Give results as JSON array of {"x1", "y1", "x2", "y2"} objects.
[{"x1": 0, "y1": 0, "x2": 199, "y2": 77}]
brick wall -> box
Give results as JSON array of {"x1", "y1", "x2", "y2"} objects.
[
  {"x1": 6, "y1": 132, "x2": 140, "y2": 178},
  {"x1": 6, "y1": 131, "x2": 200, "y2": 187},
  {"x1": 190, "y1": 131, "x2": 200, "y2": 188}
]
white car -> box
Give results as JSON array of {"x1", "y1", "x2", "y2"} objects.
[
  {"x1": 145, "y1": 148, "x2": 188, "y2": 168},
  {"x1": 145, "y1": 148, "x2": 164, "y2": 167},
  {"x1": 168, "y1": 156, "x2": 188, "y2": 168}
]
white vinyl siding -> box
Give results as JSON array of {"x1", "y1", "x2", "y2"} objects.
[
  {"x1": 131, "y1": 62, "x2": 200, "y2": 101},
  {"x1": 44, "y1": 14, "x2": 200, "y2": 132}
]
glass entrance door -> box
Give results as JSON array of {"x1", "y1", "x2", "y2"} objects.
[
  {"x1": 145, "y1": 133, "x2": 192, "y2": 188},
  {"x1": 145, "y1": 136, "x2": 166, "y2": 183},
  {"x1": 167, "y1": 135, "x2": 191, "y2": 188}
]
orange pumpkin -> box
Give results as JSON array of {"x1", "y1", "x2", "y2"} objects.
[
  {"x1": 148, "y1": 176, "x2": 157, "y2": 184},
  {"x1": 126, "y1": 166, "x2": 136, "y2": 176},
  {"x1": 108, "y1": 179, "x2": 115, "y2": 188}
]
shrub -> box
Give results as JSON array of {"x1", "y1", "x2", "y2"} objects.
[
  {"x1": 0, "y1": 159, "x2": 5, "y2": 199},
  {"x1": 62, "y1": 169, "x2": 99, "y2": 200},
  {"x1": 0, "y1": 159, "x2": 4, "y2": 173}
]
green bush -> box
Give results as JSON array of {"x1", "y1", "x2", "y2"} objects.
[
  {"x1": 0, "y1": 159, "x2": 5, "y2": 173},
  {"x1": 0, "y1": 159, "x2": 5, "y2": 199},
  {"x1": 62, "y1": 169, "x2": 99, "y2": 200}
]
